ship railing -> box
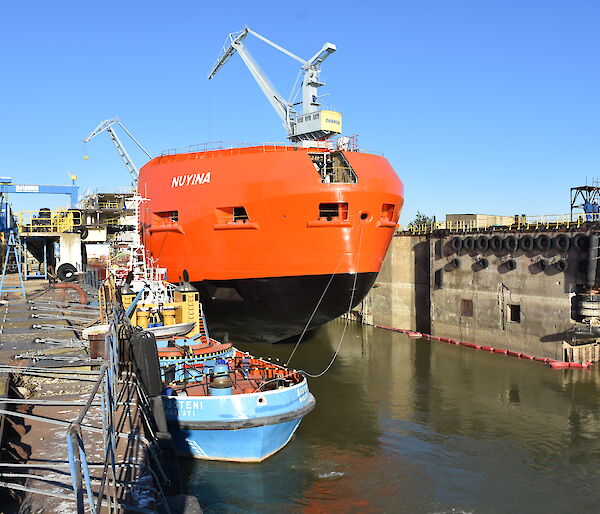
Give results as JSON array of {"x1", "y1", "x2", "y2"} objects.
[
  {"x1": 97, "y1": 201, "x2": 121, "y2": 210},
  {"x1": 160, "y1": 141, "x2": 227, "y2": 156},
  {"x1": 402, "y1": 213, "x2": 589, "y2": 235},
  {"x1": 159, "y1": 140, "x2": 349, "y2": 157},
  {"x1": 17, "y1": 209, "x2": 82, "y2": 233}
]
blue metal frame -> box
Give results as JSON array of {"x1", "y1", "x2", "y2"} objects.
[
  {"x1": 0, "y1": 183, "x2": 79, "y2": 207},
  {"x1": 0, "y1": 231, "x2": 26, "y2": 299}
]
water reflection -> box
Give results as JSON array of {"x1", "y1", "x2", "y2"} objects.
[{"x1": 182, "y1": 320, "x2": 600, "y2": 513}]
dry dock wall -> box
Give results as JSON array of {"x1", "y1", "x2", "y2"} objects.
[{"x1": 357, "y1": 231, "x2": 594, "y2": 361}]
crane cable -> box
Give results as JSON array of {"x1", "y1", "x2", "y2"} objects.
[{"x1": 285, "y1": 219, "x2": 365, "y2": 374}]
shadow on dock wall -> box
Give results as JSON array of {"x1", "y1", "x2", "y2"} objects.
[{"x1": 413, "y1": 241, "x2": 431, "y2": 334}]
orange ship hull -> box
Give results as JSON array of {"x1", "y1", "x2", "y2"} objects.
[{"x1": 138, "y1": 145, "x2": 403, "y2": 342}]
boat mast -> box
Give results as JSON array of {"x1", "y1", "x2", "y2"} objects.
[{"x1": 208, "y1": 28, "x2": 342, "y2": 142}]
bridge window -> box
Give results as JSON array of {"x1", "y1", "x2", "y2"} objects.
[
  {"x1": 154, "y1": 210, "x2": 178, "y2": 223},
  {"x1": 216, "y1": 206, "x2": 249, "y2": 224},
  {"x1": 309, "y1": 152, "x2": 357, "y2": 184},
  {"x1": 319, "y1": 202, "x2": 348, "y2": 221},
  {"x1": 381, "y1": 203, "x2": 395, "y2": 222}
]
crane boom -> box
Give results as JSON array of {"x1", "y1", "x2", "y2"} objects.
[
  {"x1": 208, "y1": 28, "x2": 343, "y2": 142},
  {"x1": 83, "y1": 118, "x2": 152, "y2": 187}
]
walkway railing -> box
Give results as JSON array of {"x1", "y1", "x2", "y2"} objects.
[{"x1": 0, "y1": 302, "x2": 172, "y2": 512}]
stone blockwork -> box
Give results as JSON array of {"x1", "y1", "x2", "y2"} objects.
[{"x1": 358, "y1": 230, "x2": 594, "y2": 361}]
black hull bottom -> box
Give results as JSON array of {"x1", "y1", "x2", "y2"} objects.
[{"x1": 194, "y1": 272, "x2": 378, "y2": 344}]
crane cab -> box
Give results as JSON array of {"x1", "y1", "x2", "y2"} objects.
[{"x1": 291, "y1": 110, "x2": 343, "y2": 141}]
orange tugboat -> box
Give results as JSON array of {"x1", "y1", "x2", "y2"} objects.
[{"x1": 137, "y1": 28, "x2": 403, "y2": 342}]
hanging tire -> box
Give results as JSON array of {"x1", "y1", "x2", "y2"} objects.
[
  {"x1": 451, "y1": 258, "x2": 460, "y2": 269},
  {"x1": 478, "y1": 258, "x2": 489, "y2": 269},
  {"x1": 489, "y1": 235, "x2": 503, "y2": 252},
  {"x1": 56, "y1": 263, "x2": 77, "y2": 282},
  {"x1": 450, "y1": 237, "x2": 463, "y2": 253},
  {"x1": 519, "y1": 235, "x2": 534, "y2": 252},
  {"x1": 78, "y1": 226, "x2": 89, "y2": 240},
  {"x1": 534, "y1": 234, "x2": 552, "y2": 252},
  {"x1": 538, "y1": 259, "x2": 548, "y2": 271},
  {"x1": 476, "y1": 236, "x2": 489, "y2": 252},
  {"x1": 129, "y1": 329, "x2": 163, "y2": 397},
  {"x1": 554, "y1": 259, "x2": 568, "y2": 272},
  {"x1": 552, "y1": 234, "x2": 570, "y2": 252},
  {"x1": 506, "y1": 259, "x2": 517, "y2": 271},
  {"x1": 503, "y1": 235, "x2": 518, "y2": 252},
  {"x1": 573, "y1": 234, "x2": 590, "y2": 251},
  {"x1": 463, "y1": 236, "x2": 475, "y2": 252}
]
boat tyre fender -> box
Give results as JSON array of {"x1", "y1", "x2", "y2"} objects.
[
  {"x1": 478, "y1": 258, "x2": 489, "y2": 270},
  {"x1": 476, "y1": 236, "x2": 489, "y2": 252},
  {"x1": 503, "y1": 235, "x2": 518, "y2": 252},
  {"x1": 155, "y1": 431, "x2": 183, "y2": 495},
  {"x1": 519, "y1": 235, "x2": 534, "y2": 252},
  {"x1": 538, "y1": 259, "x2": 548, "y2": 271},
  {"x1": 451, "y1": 258, "x2": 460, "y2": 270},
  {"x1": 450, "y1": 237, "x2": 463, "y2": 253},
  {"x1": 574, "y1": 233, "x2": 590, "y2": 251},
  {"x1": 489, "y1": 235, "x2": 503, "y2": 252},
  {"x1": 463, "y1": 236, "x2": 475, "y2": 252},
  {"x1": 552, "y1": 234, "x2": 570, "y2": 252},
  {"x1": 56, "y1": 263, "x2": 77, "y2": 282},
  {"x1": 506, "y1": 259, "x2": 517, "y2": 271},
  {"x1": 535, "y1": 234, "x2": 552, "y2": 252},
  {"x1": 554, "y1": 259, "x2": 568, "y2": 272},
  {"x1": 129, "y1": 329, "x2": 163, "y2": 397},
  {"x1": 74, "y1": 225, "x2": 89, "y2": 240}
]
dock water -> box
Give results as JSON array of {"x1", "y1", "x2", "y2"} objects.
[{"x1": 182, "y1": 319, "x2": 600, "y2": 513}]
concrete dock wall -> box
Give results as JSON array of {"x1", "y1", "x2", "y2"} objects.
[{"x1": 357, "y1": 230, "x2": 595, "y2": 361}]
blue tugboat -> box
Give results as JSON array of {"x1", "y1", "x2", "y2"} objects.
[
  {"x1": 161, "y1": 349, "x2": 315, "y2": 462},
  {"x1": 121, "y1": 267, "x2": 315, "y2": 462}
]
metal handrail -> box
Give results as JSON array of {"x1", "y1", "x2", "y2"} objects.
[
  {"x1": 402, "y1": 213, "x2": 591, "y2": 234},
  {"x1": 17, "y1": 209, "x2": 82, "y2": 233}
]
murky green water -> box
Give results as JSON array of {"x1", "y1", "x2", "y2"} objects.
[{"x1": 180, "y1": 321, "x2": 600, "y2": 513}]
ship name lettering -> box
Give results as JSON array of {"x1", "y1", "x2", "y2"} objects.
[{"x1": 171, "y1": 172, "x2": 211, "y2": 188}]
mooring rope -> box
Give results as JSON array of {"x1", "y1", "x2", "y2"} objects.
[{"x1": 286, "y1": 220, "x2": 365, "y2": 375}]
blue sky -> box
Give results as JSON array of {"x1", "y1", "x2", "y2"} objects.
[{"x1": 1, "y1": 0, "x2": 598, "y2": 224}]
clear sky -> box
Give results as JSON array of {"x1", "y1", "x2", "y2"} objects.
[{"x1": 1, "y1": 0, "x2": 598, "y2": 224}]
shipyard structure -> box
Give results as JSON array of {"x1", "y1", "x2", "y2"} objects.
[{"x1": 353, "y1": 210, "x2": 600, "y2": 364}]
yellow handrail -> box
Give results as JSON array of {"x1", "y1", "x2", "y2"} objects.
[
  {"x1": 401, "y1": 214, "x2": 587, "y2": 234},
  {"x1": 17, "y1": 209, "x2": 82, "y2": 233}
]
